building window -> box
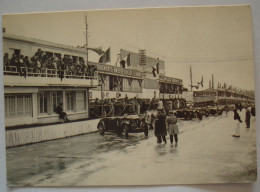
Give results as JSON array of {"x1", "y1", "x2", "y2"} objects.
[
  {"x1": 53, "y1": 91, "x2": 63, "y2": 112},
  {"x1": 39, "y1": 91, "x2": 48, "y2": 114},
  {"x1": 38, "y1": 91, "x2": 63, "y2": 115},
  {"x1": 75, "y1": 91, "x2": 86, "y2": 112},
  {"x1": 66, "y1": 91, "x2": 76, "y2": 111},
  {"x1": 5, "y1": 94, "x2": 32, "y2": 118}
]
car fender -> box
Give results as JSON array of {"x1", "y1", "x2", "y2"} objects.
[{"x1": 97, "y1": 120, "x2": 106, "y2": 131}]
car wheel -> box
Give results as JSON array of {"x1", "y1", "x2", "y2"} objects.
[
  {"x1": 122, "y1": 124, "x2": 129, "y2": 138},
  {"x1": 98, "y1": 122, "x2": 105, "y2": 135}
]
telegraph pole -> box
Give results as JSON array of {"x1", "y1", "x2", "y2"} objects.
[{"x1": 190, "y1": 65, "x2": 193, "y2": 91}]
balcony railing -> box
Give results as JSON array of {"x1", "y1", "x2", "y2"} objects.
[{"x1": 4, "y1": 66, "x2": 97, "y2": 80}]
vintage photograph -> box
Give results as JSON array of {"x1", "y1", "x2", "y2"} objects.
[{"x1": 2, "y1": 5, "x2": 256, "y2": 186}]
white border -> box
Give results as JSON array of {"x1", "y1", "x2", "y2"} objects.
[{"x1": 0, "y1": 0, "x2": 259, "y2": 192}]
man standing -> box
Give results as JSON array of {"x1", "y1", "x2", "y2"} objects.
[
  {"x1": 245, "y1": 108, "x2": 251, "y2": 128},
  {"x1": 233, "y1": 109, "x2": 242, "y2": 137},
  {"x1": 155, "y1": 108, "x2": 167, "y2": 144},
  {"x1": 167, "y1": 110, "x2": 179, "y2": 146}
]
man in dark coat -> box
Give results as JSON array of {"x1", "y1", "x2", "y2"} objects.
[
  {"x1": 251, "y1": 105, "x2": 255, "y2": 117},
  {"x1": 155, "y1": 108, "x2": 167, "y2": 143},
  {"x1": 56, "y1": 103, "x2": 69, "y2": 123},
  {"x1": 245, "y1": 108, "x2": 251, "y2": 128}
]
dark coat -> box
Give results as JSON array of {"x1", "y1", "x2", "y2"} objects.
[
  {"x1": 251, "y1": 107, "x2": 255, "y2": 116},
  {"x1": 246, "y1": 110, "x2": 251, "y2": 121},
  {"x1": 155, "y1": 110, "x2": 167, "y2": 136}
]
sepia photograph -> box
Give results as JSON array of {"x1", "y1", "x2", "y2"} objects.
[{"x1": 1, "y1": 5, "x2": 257, "y2": 186}]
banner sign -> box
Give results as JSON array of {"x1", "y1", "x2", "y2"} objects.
[
  {"x1": 93, "y1": 63, "x2": 142, "y2": 78},
  {"x1": 159, "y1": 75, "x2": 182, "y2": 84}
]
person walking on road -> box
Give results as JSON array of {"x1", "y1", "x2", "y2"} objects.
[
  {"x1": 167, "y1": 110, "x2": 179, "y2": 146},
  {"x1": 155, "y1": 107, "x2": 167, "y2": 144},
  {"x1": 245, "y1": 108, "x2": 251, "y2": 128},
  {"x1": 233, "y1": 109, "x2": 242, "y2": 137}
]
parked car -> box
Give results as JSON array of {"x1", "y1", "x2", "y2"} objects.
[
  {"x1": 209, "y1": 106, "x2": 223, "y2": 115},
  {"x1": 97, "y1": 115, "x2": 148, "y2": 138},
  {"x1": 176, "y1": 108, "x2": 196, "y2": 120}
]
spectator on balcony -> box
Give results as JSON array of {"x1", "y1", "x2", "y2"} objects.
[
  {"x1": 34, "y1": 49, "x2": 43, "y2": 61},
  {"x1": 24, "y1": 56, "x2": 30, "y2": 69},
  {"x1": 31, "y1": 56, "x2": 39, "y2": 71},
  {"x1": 62, "y1": 54, "x2": 69, "y2": 70},
  {"x1": 35, "y1": 58, "x2": 42, "y2": 71},
  {"x1": 41, "y1": 54, "x2": 48, "y2": 69},
  {"x1": 80, "y1": 60, "x2": 86, "y2": 73},
  {"x1": 56, "y1": 57, "x2": 62, "y2": 70},
  {"x1": 10, "y1": 53, "x2": 18, "y2": 67},
  {"x1": 34, "y1": 48, "x2": 41, "y2": 56},
  {"x1": 50, "y1": 57, "x2": 57, "y2": 69},
  {"x1": 17, "y1": 55, "x2": 27, "y2": 78},
  {"x1": 89, "y1": 65, "x2": 97, "y2": 76},
  {"x1": 3, "y1": 53, "x2": 10, "y2": 67}
]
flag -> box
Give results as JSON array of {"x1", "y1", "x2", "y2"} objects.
[
  {"x1": 120, "y1": 54, "x2": 130, "y2": 68},
  {"x1": 156, "y1": 62, "x2": 160, "y2": 74},
  {"x1": 98, "y1": 47, "x2": 111, "y2": 64},
  {"x1": 105, "y1": 47, "x2": 111, "y2": 63},
  {"x1": 87, "y1": 47, "x2": 104, "y2": 55},
  {"x1": 212, "y1": 74, "x2": 214, "y2": 89},
  {"x1": 99, "y1": 54, "x2": 105, "y2": 63},
  {"x1": 224, "y1": 82, "x2": 227, "y2": 89},
  {"x1": 126, "y1": 53, "x2": 131, "y2": 67},
  {"x1": 152, "y1": 67, "x2": 157, "y2": 77}
]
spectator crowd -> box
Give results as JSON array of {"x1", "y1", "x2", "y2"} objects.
[{"x1": 3, "y1": 48, "x2": 97, "y2": 80}]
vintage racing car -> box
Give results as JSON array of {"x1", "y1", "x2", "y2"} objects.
[{"x1": 97, "y1": 115, "x2": 148, "y2": 138}]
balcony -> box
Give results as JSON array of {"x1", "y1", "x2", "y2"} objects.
[{"x1": 4, "y1": 66, "x2": 98, "y2": 88}]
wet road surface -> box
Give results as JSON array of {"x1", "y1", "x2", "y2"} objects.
[{"x1": 6, "y1": 109, "x2": 257, "y2": 186}]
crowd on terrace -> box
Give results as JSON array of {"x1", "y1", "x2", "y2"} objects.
[{"x1": 3, "y1": 49, "x2": 97, "y2": 79}]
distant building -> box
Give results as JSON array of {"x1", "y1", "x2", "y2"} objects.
[{"x1": 193, "y1": 88, "x2": 254, "y2": 107}]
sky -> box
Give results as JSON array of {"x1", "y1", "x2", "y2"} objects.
[{"x1": 2, "y1": 5, "x2": 255, "y2": 90}]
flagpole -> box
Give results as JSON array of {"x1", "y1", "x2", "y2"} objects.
[
  {"x1": 212, "y1": 74, "x2": 214, "y2": 89},
  {"x1": 85, "y1": 15, "x2": 88, "y2": 65},
  {"x1": 190, "y1": 66, "x2": 193, "y2": 91}
]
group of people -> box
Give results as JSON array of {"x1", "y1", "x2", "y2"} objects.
[
  {"x1": 90, "y1": 97, "x2": 187, "y2": 117},
  {"x1": 153, "y1": 104, "x2": 179, "y2": 146},
  {"x1": 232, "y1": 104, "x2": 255, "y2": 137},
  {"x1": 3, "y1": 49, "x2": 97, "y2": 79}
]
